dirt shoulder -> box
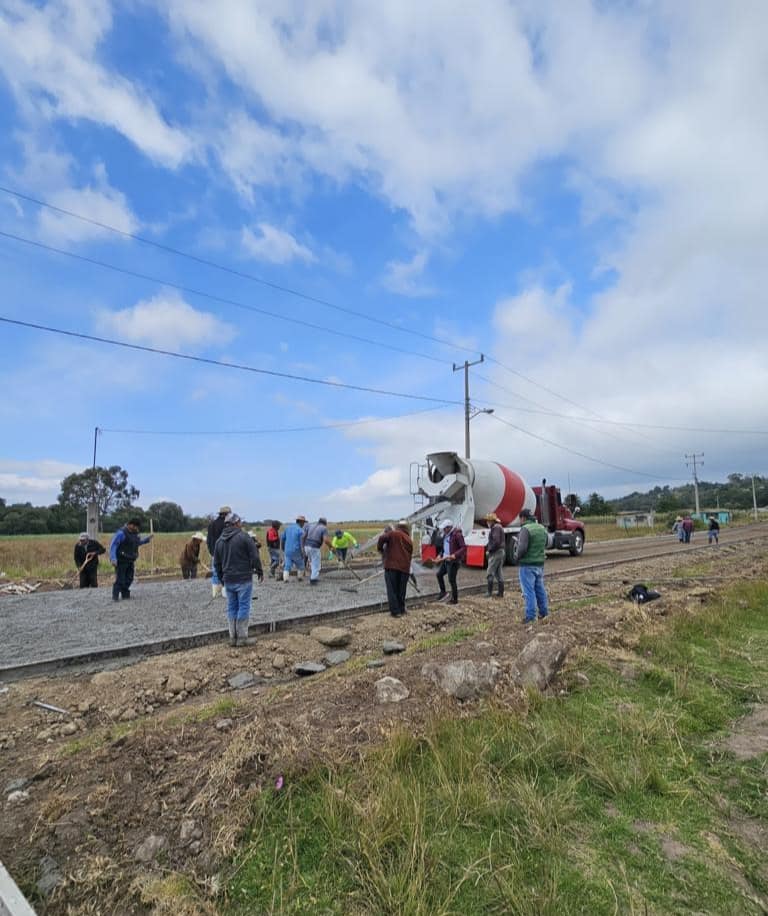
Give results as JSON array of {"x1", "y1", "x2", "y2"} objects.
[{"x1": 1, "y1": 541, "x2": 763, "y2": 915}]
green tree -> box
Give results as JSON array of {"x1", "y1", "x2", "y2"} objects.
[
  {"x1": 58, "y1": 466, "x2": 139, "y2": 518},
  {"x1": 584, "y1": 492, "x2": 611, "y2": 516},
  {"x1": 148, "y1": 501, "x2": 186, "y2": 532}
]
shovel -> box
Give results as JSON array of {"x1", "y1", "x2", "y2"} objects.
[{"x1": 340, "y1": 568, "x2": 385, "y2": 593}]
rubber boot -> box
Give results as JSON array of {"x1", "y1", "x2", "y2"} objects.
[
  {"x1": 227, "y1": 618, "x2": 237, "y2": 647},
  {"x1": 498, "y1": 582, "x2": 504, "y2": 598},
  {"x1": 222, "y1": 586, "x2": 227, "y2": 599},
  {"x1": 486, "y1": 579, "x2": 493, "y2": 598},
  {"x1": 212, "y1": 583, "x2": 221, "y2": 598},
  {"x1": 282, "y1": 570, "x2": 290, "y2": 582},
  {"x1": 235, "y1": 619, "x2": 255, "y2": 647}
]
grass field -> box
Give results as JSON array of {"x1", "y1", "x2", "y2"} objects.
[
  {"x1": 0, "y1": 516, "x2": 749, "y2": 581},
  {"x1": 225, "y1": 582, "x2": 768, "y2": 914}
]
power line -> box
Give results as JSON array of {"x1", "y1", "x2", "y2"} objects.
[
  {"x1": 0, "y1": 185, "x2": 481, "y2": 357},
  {"x1": 0, "y1": 316, "x2": 463, "y2": 406},
  {"x1": 488, "y1": 411, "x2": 680, "y2": 480},
  {"x1": 0, "y1": 229, "x2": 452, "y2": 366},
  {"x1": 100, "y1": 405, "x2": 454, "y2": 436}
]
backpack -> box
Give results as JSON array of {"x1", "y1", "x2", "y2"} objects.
[{"x1": 627, "y1": 583, "x2": 661, "y2": 604}]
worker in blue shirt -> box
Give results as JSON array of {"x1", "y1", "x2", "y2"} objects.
[{"x1": 109, "y1": 518, "x2": 152, "y2": 601}]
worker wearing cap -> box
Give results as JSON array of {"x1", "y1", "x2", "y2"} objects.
[
  {"x1": 516, "y1": 508, "x2": 549, "y2": 624},
  {"x1": 331, "y1": 529, "x2": 358, "y2": 564},
  {"x1": 207, "y1": 505, "x2": 231, "y2": 597},
  {"x1": 435, "y1": 519, "x2": 466, "y2": 604},
  {"x1": 485, "y1": 512, "x2": 506, "y2": 598},
  {"x1": 377, "y1": 520, "x2": 413, "y2": 617},
  {"x1": 180, "y1": 532, "x2": 206, "y2": 580},
  {"x1": 109, "y1": 518, "x2": 153, "y2": 601},
  {"x1": 302, "y1": 516, "x2": 332, "y2": 585},
  {"x1": 281, "y1": 514, "x2": 308, "y2": 582},
  {"x1": 213, "y1": 513, "x2": 263, "y2": 647},
  {"x1": 74, "y1": 532, "x2": 106, "y2": 589}
]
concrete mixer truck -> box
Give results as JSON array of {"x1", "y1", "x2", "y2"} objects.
[{"x1": 409, "y1": 451, "x2": 585, "y2": 567}]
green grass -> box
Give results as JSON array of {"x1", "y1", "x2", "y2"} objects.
[{"x1": 225, "y1": 582, "x2": 768, "y2": 915}]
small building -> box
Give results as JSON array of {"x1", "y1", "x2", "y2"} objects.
[
  {"x1": 616, "y1": 511, "x2": 655, "y2": 529},
  {"x1": 692, "y1": 511, "x2": 730, "y2": 524}
]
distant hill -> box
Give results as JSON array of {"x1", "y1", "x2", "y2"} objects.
[{"x1": 606, "y1": 474, "x2": 767, "y2": 513}]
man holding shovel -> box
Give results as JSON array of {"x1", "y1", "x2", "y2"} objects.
[
  {"x1": 74, "y1": 532, "x2": 105, "y2": 588},
  {"x1": 377, "y1": 520, "x2": 413, "y2": 617}
]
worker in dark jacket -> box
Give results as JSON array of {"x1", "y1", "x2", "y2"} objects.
[
  {"x1": 516, "y1": 508, "x2": 549, "y2": 623},
  {"x1": 436, "y1": 519, "x2": 466, "y2": 605},
  {"x1": 485, "y1": 512, "x2": 506, "y2": 598},
  {"x1": 377, "y1": 520, "x2": 413, "y2": 617},
  {"x1": 74, "y1": 532, "x2": 106, "y2": 588},
  {"x1": 109, "y1": 518, "x2": 152, "y2": 601},
  {"x1": 214, "y1": 512, "x2": 264, "y2": 646},
  {"x1": 207, "y1": 505, "x2": 230, "y2": 597}
]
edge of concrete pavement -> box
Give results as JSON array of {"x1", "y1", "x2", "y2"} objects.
[{"x1": 0, "y1": 862, "x2": 37, "y2": 916}]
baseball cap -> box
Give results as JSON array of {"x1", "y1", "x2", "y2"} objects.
[
  {"x1": 225, "y1": 512, "x2": 241, "y2": 525},
  {"x1": 440, "y1": 519, "x2": 453, "y2": 529},
  {"x1": 79, "y1": 532, "x2": 89, "y2": 540},
  {"x1": 219, "y1": 505, "x2": 232, "y2": 515},
  {"x1": 519, "y1": 508, "x2": 534, "y2": 520}
]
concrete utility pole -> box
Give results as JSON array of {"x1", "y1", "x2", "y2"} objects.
[
  {"x1": 453, "y1": 354, "x2": 486, "y2": 459},
  {"x1": 685, "y1": 452, "x2": 704, "y2": 515},
  {"x1": 752, "y1": 473, "x2": 759, "y2": 521},
  {"x1": 87, "y1": 427, "x2": 100, "y2": 539}
]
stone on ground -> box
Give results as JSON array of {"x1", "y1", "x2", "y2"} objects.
[
  {"x1": 310, "y1": 626, "x2": 351, "y2": 647},
  {"x1": 375, "y1": 676, "x2": 410, "y2": 703},
  {"x1": 511, "y1": 633, "x2": 568, "y2": 691},
  {"x1": 422, "y1": 659, "x2": 501, "y2": 700}
]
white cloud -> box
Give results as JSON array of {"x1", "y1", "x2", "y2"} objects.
[
  {"x1": 37, "y1": 165, "x2": 139, "y2": 244},
  {"x1": 241, "y1": 223, "x2": 317, "y2": 265},
  {"x1": 325, "y1": 466, "x2": 409, "y2": 506},
  {"x1": 381, "y1": 251, "x2": 435, "y2": 297},
  {"x1": 0, "y1": 0, "x2": 192, "y2": 167},
  {"x1": 0, "y1": 459, "x2": 81, "y2": 505},
  {"x1": 95, "y1": 291, "x2": 236, "y2": 351}
]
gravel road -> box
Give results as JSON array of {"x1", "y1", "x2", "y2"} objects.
[{"x1": 0, "y1": 566, "x2": 463, "y2": 669}]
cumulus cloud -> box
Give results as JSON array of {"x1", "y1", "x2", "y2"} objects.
[
  {"x1": 95, "y1": 291, "x2": 236, "y2": 351},
  {"x1": 241, "y1": 223, "x2": 317, "y2": 265},
  {"x1": 325, "y1": 467, "x2": 410, "y2": 506},
  {"x1": 0, "y1": 459, "x2": 81, "y2": 505},
  {"x1": 0, "y1": 0, "x2": 192, "y2": 167}
]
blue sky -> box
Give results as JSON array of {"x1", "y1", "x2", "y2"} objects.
[{"x1": 1, "y1": 0, "x2": 766, "y2": 522}]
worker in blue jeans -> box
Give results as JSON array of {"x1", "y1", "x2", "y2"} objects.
[{"x1": 516, "y1": 508, "x2": 549, "y2": 624}]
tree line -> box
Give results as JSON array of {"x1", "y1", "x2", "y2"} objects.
[
  {"x1": 0, "y1": 466, "x2": 212, "y2": 536},
  {"x1": 0, "y1": 466, "x2": 765, "y2": 535}
]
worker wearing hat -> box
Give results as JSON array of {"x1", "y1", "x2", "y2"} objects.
[
  {"x1": 302, "y1": 517, "x2": 332, "y2": 585},
  {"x1": 435, "y1": 518, "x2": 466, "y2": 604},
  {"x1": 516, "y1": 508, "x2": 549, "y2": 624},
  {"x1": 281, "y1": 514, "x2": 308, "y2": 582},
  {"x1": 74, "y1": 531, "x2": 106, "y2": 589},
  {"x1": 207, "y1": 506, "x2": 232, "y2": 597},
  {"x1": 485, "y1": 512, "x2": 506, "y2": 598},
  {"x1": 179, "y1": 531, "x2": 206, "y2": 580}
]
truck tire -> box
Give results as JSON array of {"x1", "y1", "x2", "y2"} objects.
[
  {"x1": 569, "y1": 530, "x2": 585, "y2": 556},
  {"x1": 505, "y1": 534, "x2": 519, "y2": 566}
]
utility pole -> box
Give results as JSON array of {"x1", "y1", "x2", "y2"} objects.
[
  {"x1": 685, "y1": 452, "x2": 704, "y2": 516},
  {"x1": 453, "y1": 354, "x2": 485, "y2": 459},
  {"x1": 752, "y1": 473, "x2": 759, "y2": 521},
  {"x1": 88, "y1": 427, "x2": 100, "y2": 539}
]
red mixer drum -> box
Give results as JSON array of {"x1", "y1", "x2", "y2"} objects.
[{"x1": 468, "y1": 460, "x2": 536, "y2": 525}]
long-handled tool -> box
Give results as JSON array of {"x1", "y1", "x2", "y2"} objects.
[{"x1": 340, "y1": 567, "x2": 385, "y2": 593}]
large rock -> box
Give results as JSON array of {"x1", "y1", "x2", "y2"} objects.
[
  {"x1": 228, "y1": 671, "x2": 256, "y2": 690},
  {"x1": 135, "y1": 834, "x2": 167, "y2": 863},
  {"x1": 310, "y1": 626, "x2": 351, "y2": 647},
  {"x1": 165, "y1": 673, "x2": 186, "y2": 695},
  {"x1": 422, "y1": 660, "x2": 501, "y2": 701},
  {"x1": 511, "y1": 634, "x2": 568, "y2": 691},
  {"x1": 323, "y1": 650, "x2": 351, "y2": 666},
  {"x1": 375, "y1": 676, "x2": 410, "y2": 704},
  {"x1": 382, "y1": 640, "x2": 405, "y2": 655},
  {"x1": 294, "y1": 661, "x2": 327, "y2": 677}
]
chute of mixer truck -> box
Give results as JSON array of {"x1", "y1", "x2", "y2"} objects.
[{"x1": 409, "y1": 451, "x2": 585, "y2": 567}]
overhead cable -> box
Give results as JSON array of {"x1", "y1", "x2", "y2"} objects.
[
  {"x1": 0, "y1": 316, "x2": 462, "y2": 406},
  {"x1": 0, "y1": 229, "x2": 451, "y2": 366}
]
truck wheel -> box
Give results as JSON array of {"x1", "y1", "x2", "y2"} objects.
[
  {"x1": 569, "y1": 530, "x2": 584, "y2": 556},
  {"x1": 505, "y1": 535, "x2": 519, "y2": 566}
]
